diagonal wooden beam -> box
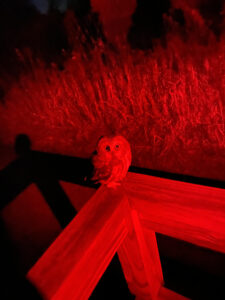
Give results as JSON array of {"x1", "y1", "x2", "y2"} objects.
[{"x1": 27, "y1": 186, "x2": 128, "y2": 300}]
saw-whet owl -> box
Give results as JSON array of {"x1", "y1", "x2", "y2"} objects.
[{"x1": 92, "y1": 135, "x2": 132, "y2": 188}]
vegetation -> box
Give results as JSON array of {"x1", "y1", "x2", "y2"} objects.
[{"x1": 0, "y1": 6, "x2": 225, "y2": 180}]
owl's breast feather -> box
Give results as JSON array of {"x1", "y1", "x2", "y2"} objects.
[
  {"x1": 92, "y1": 164, "x2": 113, "y2": 181},
  {"x1": 92, "y1": 152, "x2": 112, "y2": 168}
]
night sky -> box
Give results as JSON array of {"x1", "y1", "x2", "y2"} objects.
[{"x1": 30, "y1": 0, "x2": 68, "y2": 13}]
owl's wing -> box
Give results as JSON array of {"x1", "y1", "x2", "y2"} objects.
[
  {"x1": 91, "y1": 165, "x2": 112, "y2": 183},
  {"x1": 99, "y1": 164, "x2": 124, "y2": 187}
]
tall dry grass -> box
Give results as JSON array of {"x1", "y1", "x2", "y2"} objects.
[{"x1": 0, "y1": 9, "x2": 225, "y2": 179}]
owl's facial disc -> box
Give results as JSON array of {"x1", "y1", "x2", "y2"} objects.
[{"x1": 92, "y1": 137, "x2": 112, "y2": 167}]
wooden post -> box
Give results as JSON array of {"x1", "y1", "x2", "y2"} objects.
[{"x1": 118, "y1": 195, "x2": 164, "y2": 299}]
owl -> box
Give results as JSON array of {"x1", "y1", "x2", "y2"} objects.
[{"x1": 91, "y1": 135, "x2": 132, "y2": 188}]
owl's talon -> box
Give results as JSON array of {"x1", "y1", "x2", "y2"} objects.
[
  {"x1": 106, "y1": 182, "x2": 121, "y2": 188},
  {"x1": 99, "y1": 179, "x2": 121, "y2": 188}
]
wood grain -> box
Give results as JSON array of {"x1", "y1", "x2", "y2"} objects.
[
  {"x1": 27, "y1": 186, "x2": 128, "y2": 300},
  {"x1": 28, "y1": 168, "x2": 222, "y2": 300},
  {"x1": 124, "y1": 172, "x2": 225, "y2": 254},
  {"x1": 118, "y1": 199, "x2": 164, "y2": 299}
]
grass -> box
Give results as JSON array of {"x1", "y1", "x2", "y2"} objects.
[{"x1": 0, "y1": 8, "x2": 225, "y2": 180}]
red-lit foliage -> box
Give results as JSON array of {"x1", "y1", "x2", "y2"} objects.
[{"x1": 0, "y1": 7, "x2": 225, "y2": 180}]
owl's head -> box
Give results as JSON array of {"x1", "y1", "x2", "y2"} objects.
[{"x1": 92, "y1": 135, "x2": 132, "y2": 168}]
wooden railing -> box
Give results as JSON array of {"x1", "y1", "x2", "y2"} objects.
[{"x1": 27, "y1": 171, "x2": 225, "y2": 300}]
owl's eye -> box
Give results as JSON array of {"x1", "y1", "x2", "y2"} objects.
[
  {"x1": 105, "y1": 145, "x2": 110, "y2": 151},
  {"x1": 115, "y1": 144, "x2": 120, "y2": 150}
]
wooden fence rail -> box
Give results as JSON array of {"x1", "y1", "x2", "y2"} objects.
[
  {"x1": 124, "y1": 172, "x2": 225, "y2": 255},
  {"x1": 27, "y1": 171, "x2": 225, "y2": 299}
]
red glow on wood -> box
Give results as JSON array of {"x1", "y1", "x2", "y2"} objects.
[
  {"x1": 27, "y1": 171, "x2": 225, "y2": 299},
  {"x1": 124, "y1": 172, "x2": 225, "y2": 254},
  {"x1": 27, "y1": 186, "x2": 128, "y2": 299},
  {"x1": 130, "y1": 209, "x2": 163, "y2": 299}
]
